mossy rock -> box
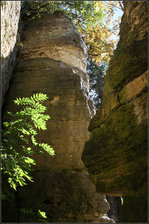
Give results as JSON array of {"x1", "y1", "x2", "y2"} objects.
[{"x1": 82, "y1": 99, "x2": 147, "y2": 195}]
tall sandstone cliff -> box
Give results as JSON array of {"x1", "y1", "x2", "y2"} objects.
[
  {"x1": 82, "y1": 2, "x2": 148, "y2": 222},
  {"x1": 3, "y1": 12, "x2": 113, "y2": 223}
]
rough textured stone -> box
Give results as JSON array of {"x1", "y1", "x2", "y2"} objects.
[
  {"x1": 19, "y1": 12, "x2": 88, "y2": 73},
  {"x1": 4, "y1": 13, "x2": 93, "y2": 172},
  {"x1": 2, "y1": 171, "x2": 114, "y2": 223},
  {"x1": 3, "y1": 13, "x2": 113, "y2": 222},
  {"x1": 1, "y1": 1, "x2": 22, "y2": 106},
  {"x1": 82, "y1": 2, "x2": 148, "y2": 222}
]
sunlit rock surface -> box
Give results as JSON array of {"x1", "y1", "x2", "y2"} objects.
[
  {"x1": 19, "y1": 11, "x2": 88, "y2": 73},
  {"x1": 82, "y1": 2, "x2": 148, "y2": 222},
  {"x1": 4, "y1": 12, "x2": 93, "y2": 171},
  {"x1": 1, "y1": 1, "x2": 21, "y2": 105},
  {"x1": 3, "y1": 12, "x2": 113, "y2": 222}
]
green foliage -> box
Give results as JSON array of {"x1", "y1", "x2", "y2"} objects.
[
  {"x1": 1, "y1": 93, "x2": 55, "y2": 191},
  {"x1": 20, "y1": 208, "x2": 48, "y2": 222},
  {"x1": 21, "y1": 1, "x2": 60, "y2": 21},
  {"x1": 18, "y1": 42, "x2": 23, "y2": 48},
  {"x1": 60, "y1": 1, "x2": 104, "y2": 30},
  {"x1": 87, "y1": 58, "x2": 108, "y2": 109},
  {"x1": 22, "y1": 1, "x2": 104, "y2": 30},
  {"x1": 38, "y1": 209, "x2": 47, "y2": 219},
  {"x1": 20, "y1": 208, "x2": 33, "y2": 215}
]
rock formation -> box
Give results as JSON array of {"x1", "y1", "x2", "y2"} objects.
[
  {"x1": 82, "y1": 2, "x2": 148, "y2": 222},
  {"x1": 1, "y1": 1, "x2": 22, "y2": 107},
  {"x1": 2, "y1": 12, "x2": 113, "y2": 222}
]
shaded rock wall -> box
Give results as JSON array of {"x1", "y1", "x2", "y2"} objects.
[
  {"x1": 82, "y1": 2, "x2": 148, "y2": 222},
  {"x1": 1, "y1": 1, "x2": 22, "y2": 107},
  {"x1": 3, "y1": 171, "x2": 113, "y2": 223},
  {"x1": 3, "y1": 12, "x2": 113, "y2": 223}
]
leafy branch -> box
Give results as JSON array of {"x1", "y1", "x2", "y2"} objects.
[{"x1": 1, "y1": 93, "x2": 55, "y2": 190}]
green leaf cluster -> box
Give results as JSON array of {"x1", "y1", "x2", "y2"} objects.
[
  {"x1": 38, "y1": 209, "x2": 47, "y2": 219},
  {"x1": 21, "y1": 1, "x2": 103, "y2": 31},
  {"x1": 1, "y1": 93, "x2": 55, "y2": 191},
  {"x1": 19, "y1": 208, "x2": 48, "y2": 222}
]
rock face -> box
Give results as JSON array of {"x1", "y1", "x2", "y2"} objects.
[
  {"x1": 3, "y1": 12, "x2": 113, "y2": 222},
  {"x1": 82, "y1": 2, "x2": 148, "y2": 222},
  {"x1": 1, "y1": 1, "x2": 22, "y2": 107},
  {"x1": 4, "y1": 12, "x2": 93, "y2": 172},
  {"x1": 3, "y1": 171, "x2": 113, "y2": 223}
]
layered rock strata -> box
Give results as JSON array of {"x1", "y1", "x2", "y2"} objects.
[
  {"x1": 3, "y1": 12, "x2": 113, "y2": 222},
  {"x1": 82, "y1": 2, "x2": 148, "y2": 222}
]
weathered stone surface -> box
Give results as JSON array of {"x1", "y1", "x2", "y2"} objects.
[
  {"x1": 3, "y1": 12, "x2": 112, "y2": 222},
  {"x1": 2, "y1": 171, "x2": 114, "y2": 223},
  {"x1": 1, "y1": 1, "x2": 22, "y2": 106},
  {"x1": 5, "y1": 58, "x2": 91, "y2": 171},
  {"x1": 19, "y1": 12, "x2": 88, "y2": 73},
  {"x1": 82, "y1": 2, "x2": 148, "y2": 222},
  {"x1": 4, "y1": 13, "x2": 93, "y2": 172}
]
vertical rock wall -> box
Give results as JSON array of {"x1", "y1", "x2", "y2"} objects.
[
  {"x1": 82, "y1": 2, "x2": 148, "y2": 222},
  {"x1": 1, "y1": 1, "x2": 22, "y2": 107},
  {"x1": 3, "y1": 12, "x2": 113, "y2": 223}
]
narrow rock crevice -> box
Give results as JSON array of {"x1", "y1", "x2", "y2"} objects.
[{"x1": 82, "y1": 2, "x2": 148, "y2": 222}]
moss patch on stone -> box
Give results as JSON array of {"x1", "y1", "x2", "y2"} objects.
[{"x1": 82, "y1": 99, "x2": 147, "y2": 195}]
